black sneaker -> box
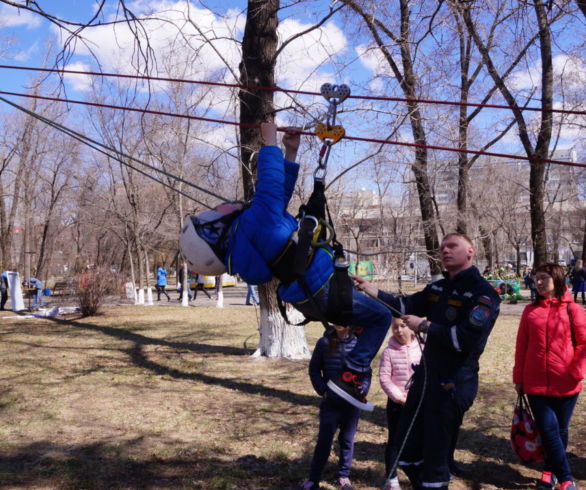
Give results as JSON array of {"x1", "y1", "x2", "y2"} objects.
[
  {"x1": 327, "y1": 369, "x2": 373, "y2": 411},
  {"x1": 537, "y1": 471, "x2": 557, "y2": 489}
]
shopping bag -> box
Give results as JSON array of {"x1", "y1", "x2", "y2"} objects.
[{"x1": 510, "y1": 393, "x2": 544, "y2": 464}]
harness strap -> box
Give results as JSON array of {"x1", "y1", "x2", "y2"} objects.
[{"x1": 326, "y1": 243, "x2": 354, "y2": 326}]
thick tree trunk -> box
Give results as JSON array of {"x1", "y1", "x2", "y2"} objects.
[
  {"x1": 239, "y1": 0, "x2": 278, "y2": 200},
  {"x1": 253, "y1": 280, "x2": 310, "y2": 359},
  {"x1": 529, "y1": 0, "x2": 553, "y2": 266}
]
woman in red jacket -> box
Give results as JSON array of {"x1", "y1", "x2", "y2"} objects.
[{"x1": 513, "y1": 263, "x2": 586, "y2": 490}]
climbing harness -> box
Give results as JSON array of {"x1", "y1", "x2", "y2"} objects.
[{"x1": 272, "y1": 83, "x2": 354, "y2": 329}]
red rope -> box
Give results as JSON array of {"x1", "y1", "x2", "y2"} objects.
[
  {"x1": 1, "y1": 64, "x2": 585, "y2": 117},
  {"x1": 1, "y1": 89, "x2": 584, "y2": 169}
]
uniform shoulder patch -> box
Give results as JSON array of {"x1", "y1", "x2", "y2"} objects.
[
  {"x1": 469, "y1": 301, "x2": 492, "y2": 327},
  {"x1": 478, "y1": 295, "x2": 493, "y2": 307}
]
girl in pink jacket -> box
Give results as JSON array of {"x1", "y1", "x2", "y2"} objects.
[
  {"x1": 379, "y1": 318, "x2": 422, "y2": 490},
  {"x1": 513, "y1": 263, "x2": 586, "y2": 490}
]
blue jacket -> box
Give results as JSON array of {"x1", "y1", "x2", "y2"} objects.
[
  {"x1": 309, "y1": 334, "x2": 371, "y2": 397},
  {"x1": 156, "y1": 267, "x2": 167, "y2": 286},
  {"x1": 379, "y1": 266, "x2": 500, "y2": 408},
  {"x1": 26, "y1": 277, "x2": 42, "y2": 289},
  {"x1": 226, "y1": 145, "x2": 334, "y2": 303}
]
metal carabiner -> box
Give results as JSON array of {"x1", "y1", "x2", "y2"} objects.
[
  {"x1": 298, "y1": 214, "x2": 319, "y2": 234},
  {"x1": 311, "y1": 220, "x2": 334, "y2": 248}
]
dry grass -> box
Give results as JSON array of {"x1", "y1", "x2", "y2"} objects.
[{"x1": 0, "y1": 304, "x2": 584, "y2": 489}]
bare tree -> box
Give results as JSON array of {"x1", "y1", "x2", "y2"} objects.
[{"x1": 341, "y1": 0, "x2": 442, "y2": 275}]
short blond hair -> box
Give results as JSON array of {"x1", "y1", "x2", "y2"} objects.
[{"x1": 442, "y1": 232, "x2": 474, "y2": 248}]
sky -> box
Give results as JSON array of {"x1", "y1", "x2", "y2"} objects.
[{"x1": 0, "y1": 0, "x2": 585, "y2": 186}]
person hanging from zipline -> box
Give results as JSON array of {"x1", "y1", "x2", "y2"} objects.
[{"x1": 179, "y1": 121, "x2": 393, "y2": 411}]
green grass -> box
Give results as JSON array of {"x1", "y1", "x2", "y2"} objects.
[{"x1": 0, "y1": 305, "x2": 584, "y2": 489}]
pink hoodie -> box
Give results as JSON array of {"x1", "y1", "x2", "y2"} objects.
[{"x1": 379, "y1": 335, "x2": 422, "y2": 404}]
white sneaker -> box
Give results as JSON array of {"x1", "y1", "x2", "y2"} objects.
[
  {"x1": 382, "y1": 477, "x2": 401, "y2": 490},
  {"x1": 339, "y1": 476, "x2": 355, "y2": 489}
]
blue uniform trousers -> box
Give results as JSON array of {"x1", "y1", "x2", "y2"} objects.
[{"x1": 389, "y1": 370, "x2": 467, "y2": 488}]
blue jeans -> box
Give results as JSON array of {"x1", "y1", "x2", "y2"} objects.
[
  {"x1": 32, "y1": 288, "x2": 43, "y2": 308},
  {"x1": 246, "y1": 284, "x2": 259, "y2": 304},
  {"x1": 294, "y1": 285, "x2": 392, "y2": 372},
  {"x1": 527, "y1": 393, "x2": 579, "y2": 483},
  {"x1": 309, "y1": 395, "x2": 360, "y2": 483}
]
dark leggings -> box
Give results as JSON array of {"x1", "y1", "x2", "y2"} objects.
[
  {"x1": 155, "y1": 284, "x2": 170, "y2": 300},
  {"x1": 385, "y1": 399, "x2": 404, "y2": 478}
]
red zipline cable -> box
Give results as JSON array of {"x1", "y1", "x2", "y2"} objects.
[
  {"x1": 1, "y1": 89, "x2": 585, "y2": 169},
  {"x1": 1, "y1": 64, "x2": 585, "y2": 117}
]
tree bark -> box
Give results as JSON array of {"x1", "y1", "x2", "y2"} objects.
[
  {"x1": 239, "y1": 0, "x2": 279, "y2": 200},
  {"x1": 252, "y1": 279, "x2": 310, "y2": 359}
]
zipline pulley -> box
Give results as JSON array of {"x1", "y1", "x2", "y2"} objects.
[{"x1": 314, "y1": 83, "x2": 350, "y2": 181}]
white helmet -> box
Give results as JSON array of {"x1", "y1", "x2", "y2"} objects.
[{"x1": 179, "y1": 211, "x2": 227, "y2": 276}]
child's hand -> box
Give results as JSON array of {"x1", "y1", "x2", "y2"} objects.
[
  {"x1": 260, "y1": 122, "x2": 278, "y2": 146},
  {"x1": 282, "y1": 127, "x2": 301, "y2": 151},
  {"x1": 282, "y1": 127, "x2": 301, "y2": 161}
]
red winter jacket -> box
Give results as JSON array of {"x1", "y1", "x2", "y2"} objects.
[{"x1": 513, "y1": 290, "x2": 586, "y2": 397}]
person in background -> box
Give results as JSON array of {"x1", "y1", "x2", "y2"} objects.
[
  {"x1": 155, "y1": 266, "x2": 170, "y2": 301},
  {"x1": 246, "y1": 283, "x2": 259, "y2": 305},
  {"x1": 0, "y1": 270, "x2": 9, "y2": 310},
  {"x1": 301, "y1": 324, "x2": 370, "y2": 490},
  {"x1": 569, "y1": 260, "x2": 586, "y2": 305},
  {"x1": 24, "y1": 276, "x2": 43, "y2": 309},
  {"x1": 379, "y1": 318, "x2": 422, "y2": 490},
  {"x1": 513, "y1": 263, "x2": 586, "y2": 490},
  {"x1": 193, "y1": 273, "x2": 212, "y2": 301}
]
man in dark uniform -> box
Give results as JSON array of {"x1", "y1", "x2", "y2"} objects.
[{"x1": 355, "y1": 233, "x2": 500, "y2": 489}]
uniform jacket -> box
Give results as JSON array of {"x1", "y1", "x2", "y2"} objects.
[
  {"x1": 226, "y1": 145, "x2": 333, "y2": 303},
  {"x1": 379, "y1": 336, "x2": 422, "y2": 404},
  {"x1": 379, "y1": 266, "x2": 500, "y2": 407},
  {"x1": 513, "y1": 290, "x2": 586, "y2": 397},
  {"x1": 156, "y1": 267, "x2": 167, "y2": 286},
  {"x1": 309, "y1": 334, "x2": 371, "y2": 397}
]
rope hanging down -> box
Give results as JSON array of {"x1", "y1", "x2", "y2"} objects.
[
  {"x1": 1, "y1": 89, "x2": 584, "y2": 169},
  {"x1": 1, "y1": 64, "x2": 585, "y2": 116},
  {"x1": 0, "y1": 96, "x2": 229, "y2": 208}
]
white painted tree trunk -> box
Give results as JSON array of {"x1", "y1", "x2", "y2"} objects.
[
  {"x1": 137, "y1": 288, "x2": 145, "y2": 305},
  {"x1": 252, "y1": 279, "x2": 310, "y2": 360},
  {"x1": 146, "y1": 287, "x2": 154, "y2": 306}
]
